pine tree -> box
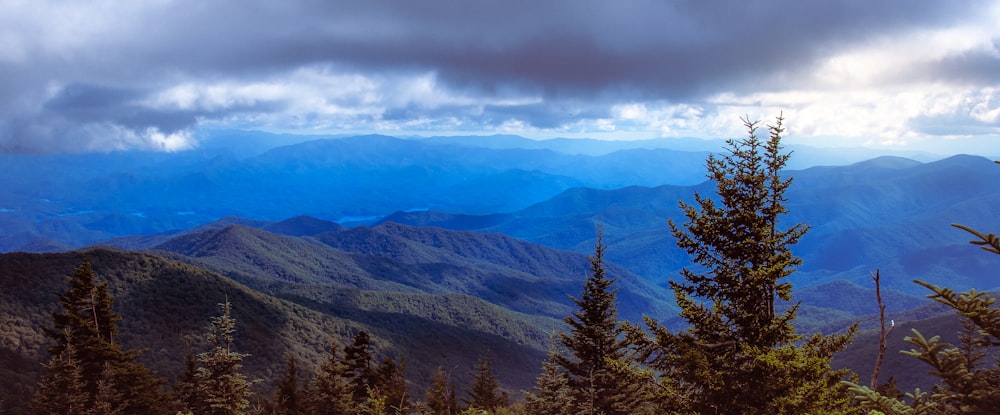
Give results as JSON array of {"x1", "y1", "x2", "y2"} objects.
[
  {"x1": 273, "y1": 355, "x2": 302, "y2": 415},
  {"x1": 344, "y1": 331, "x2": 377, "y2": 405},
  {"x1": 174, "y1": 346, "x2": 199, "y2": 413},
  {"x1": 630, "y1": 115, "x2": 857, "y2": 415},
  {"x1": 524, "y1": 350, "x2": 574, "y2": 415},
  {"x1": 90, "y1": 363, "x2": 124, "y2": 415},
  {"x1": 306, "y1": 340, "x2": 357, "y2": 415},
  {"x1": 193, "y1": 298, "x2": 256, "y2": 415},
  {"x1": 373, "y1": 356, "x2": 410, "y2": 413},
  {"x1": 554, "y1": 232, "x2": 634, "y2": 415},
  {"x1": 33, "y1": 259, "x2": 169, "y2": 415},
  {"x1": 846, "y1": 218, "x2": 1000, "y2": 415},
  {"x1": 425, "y1": 366, "x2": 458, "y2": 415},
  {"x1": 27, "y1": 333, "x2": 88, "y2": 415},
  {"x1": 465, "y1": 356, "x2": 505, "y2": 412}
]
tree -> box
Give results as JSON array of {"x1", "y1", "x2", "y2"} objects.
[
  {"x1": 174, "y1": 345, "x2": 199, "y2": 413},
  {"x1": 847, "y1": 217, "x2": 1000, "y2": 415},
  {"x1": 372, "y1": 356, "x2": 410, "y2": 413},
  {"x1": 344, "y1": 331, "x2": 377, "y2": 404},
  {"x1": 554, "y1": 232, "x2": 635, "y2": 414},
  {"x1": 425, "y1": 366, "x2": 458, "y2": 415},
  {"x1": 192, "y1": 298, "x2": 256, "y2": 415},
  {"x1": 465, "y1": 356, "x2": 506, "y2": 412},
  {"x1": 33, "y1": 259, "x2": 169, "y2": 415},
  {"x1": 524, "y1": 350, "x2": 574, "y2": 415},
  {"x1": 27, "y1": 333, "x2": 88, "y2": 415},
  {"x1": 630, "y1": 115, "x2": 856, "y2": 415},
  {"x1": 306, "y1": 339, "x2": 357, "y2": 415},
  {"x1": 273, "y1": 355, "x2": 302, "y2": 415}
]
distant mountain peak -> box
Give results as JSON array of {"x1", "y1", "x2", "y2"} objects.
[
  {"x1": 263, "y1": 215, "x2": 343, "y2": 237},
  {"x1": 849, "y1": 155, "x2": 922, "y2": 169}
]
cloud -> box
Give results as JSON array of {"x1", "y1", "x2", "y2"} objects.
[{"x1": 1, "y1": 0, "x2": 999, "y2": 152}]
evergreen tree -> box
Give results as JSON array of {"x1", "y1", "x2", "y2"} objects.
[
  {"x1": 193, "y1": 298, "x2": 256, "y2": 415},
  {"x1": 465, "y1": 356, "x2": 506, "y2": 412},
  {"x1": 524, "y1": 351, "x2": 574, "y2": 415},
  {"x1": 373, "y1": 356, "x2": 410, "y2": 413},
  {"x1": 27, "y1": 334, "x2": 88, "y2": 415},
  {"x1": 630, "y1": 115, "x2": 856, "y2": 415},
  {"x1": 273, "y1": 355, "x2": 302, "y2": 415},
  {"x1": 554, "y1": 232, "x2": 634, "y2": 415},
  {"x1": 90, "y1": 363, "x2": 124, "y2": 415},
  {"x1": 34, "y1": 259, "x2": 169, "y2": 415},
  {"x1": 425, "y1": 366, "x2": 458, "y2": 415},
  {"x1": 307, "y1": 340, "x2": 357, "y2": 415},
  {"x1": 846, "y1": 219, "x2": 1000, "y2": 414},
  {"x1": 344, "y1": 331, "x2": 377, "y2": 404},
  {"x1": 174, "y1": 345, "x2": 199, "y2": 413}
]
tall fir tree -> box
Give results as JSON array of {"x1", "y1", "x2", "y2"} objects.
[
  {"x1": 373, "y1": 356, "x2": 410, "y2": 413},
  {"x1": 192, "y1": 298, "x2": 256, "y2": 415},
  {"x1": 630, "y1": 115, "x2": 857, "y2": 415},
  {"x1": 344, "y1": 331, "x2": 377, "y2": 405},
  {"x1": 90, "y1": 363, "x2": 125, "y2": 415},
  {"x1": 273, "y1": 355, "x2": 302, "y2": 415},
  {"x1": 33, "y1": 259, "x2": 169, "y2": 415},
  {"x1": 524, "y1": 348, "x2": 574, "y2": 415},
  {"x1": 425, "y1": 366, "x2": 458, "y2": 415},
  {"x1": 465, "y1": 356, "x2": 506, "y2": 412},
  {"x1": 27, "y1": 333, "x2": 88, "y2": 415},
  {"x1": 554, "y1": 232, "x2": 635, "y2": 415},
  {"x1": 173, "y1": 345, "x2": 199, "y2": 413},
  {"x1": 306, "y1": 340, "x2": 357, "y2": 415}
]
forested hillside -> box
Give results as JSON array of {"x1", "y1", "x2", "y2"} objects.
[
  {"x1": 0, "y1": 248, "x2": 563, "y2": 413},
  {"x1": 0, "y1": 218, "x2": 680, "y2": 413},
  {"x1": 4, "y1": 123, "x2": 998, "y2": 414},
  {"x1": 385, "y1": 154, "x2": 1000, "y2": 295}
]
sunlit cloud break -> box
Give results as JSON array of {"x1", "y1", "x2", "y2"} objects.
[{"x1": 0, "y1": 0, "x2": 998, "y2": 154}]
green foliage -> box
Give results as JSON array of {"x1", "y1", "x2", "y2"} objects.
[
  {"x1": 372, "y1": 356, "x2": 411, "y2": 414},
  {"x1": 554, "y1": 233, "x2": 635, "y2": 415},
  {"x1": 523, "y1": 351, "x2": 573, "y2": 415},
  {"x1": 173, "y1": 346, "x2": 199, "y2": 413},
  {"x1": 425, "y1": 366, "x2": 459, "y2": 415},
  {"x1": 344, "y1": 331, "x2": 378, "y2": 405},
  {"x1": 631, "y1": 115, "x2": 858, "y2": 415},
  {"x1": 363, "y1": 385, "x2": 389, "y2": 415},
  {"x1": 306, "y1": 342, "x2": 358, "y2": 415},
  {"x1": 272, "y1": 355, "x2": 302, "y2": 415},
  {"x1": 42, "y1": 260, "x2": 123, "y2": 397},
  {"x1": 466, "y1": 356, "x2": 506, "y2": 412},
  {"x1": 844, "y1": 170, "x2": 1000, "y2": 415},
  {"x1": 192, "y1": 299, "x2": 258, "y2": 415},
  {"x1": 27, "y1": 335, "x2": 88, "y2": 415},
  {"x1": 30, "y1": 259, "x2": 170, "y2": 415},
  {"x1": 0, "y1": 248, "x2": 556, "y2": 412},
  {"x1": 306, "y1": 340, "x2": 357, "y2": 415}
]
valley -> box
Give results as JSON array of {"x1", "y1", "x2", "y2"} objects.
[{"x1": 1, "y1": 132, "x2": 997, "y2": 413}]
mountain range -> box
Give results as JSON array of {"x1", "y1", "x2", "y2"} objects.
[
  {"x1": 0, "y1": 131, "x2": 981, "y2": 253},
  {"x1": 383, "y1": 154, "x2": 1000, "y2": 297},
  {"x1": 2, "y1": 131, "x2": 997, "y2": 411}
]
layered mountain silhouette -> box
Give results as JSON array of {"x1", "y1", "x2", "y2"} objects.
[
  {"x1": 2, "y1": 132, "x2": 996, "y2": 409},
  {"x1": 384, "y1": 154, "x2": 1000, "y2": 296}
]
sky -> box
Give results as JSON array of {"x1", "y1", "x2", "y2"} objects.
[{"x1": 1, "y1": 0, "x2": 999, "y2": 155}]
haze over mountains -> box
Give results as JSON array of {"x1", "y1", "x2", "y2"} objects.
[
  {"x1": 4, "y1": 130, "x2": 998, "y2": 315},
  {"x1": 1, "y1": 130, "x2": 998, "y2": 409},
  {"x1": 0, "y1": 131, "x2": 988, "y2": 252}
]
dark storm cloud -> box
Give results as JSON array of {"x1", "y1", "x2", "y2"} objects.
[
  {"x1": 42, "y1": 84, "x2": 190, "y2": 132},
  {"x1": 920, "y1": 42, "x2": 1000, "y2": 85},
  {"x1": 0, "y1": 0, "x2": 996, "y2": 152},
  {"x1": 251, "y1": 0, "x2": 988, "y2": 97}
]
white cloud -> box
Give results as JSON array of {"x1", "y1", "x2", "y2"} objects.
[{"x1": 75, "y1": 122, "x2": 194, "y2": 152}]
